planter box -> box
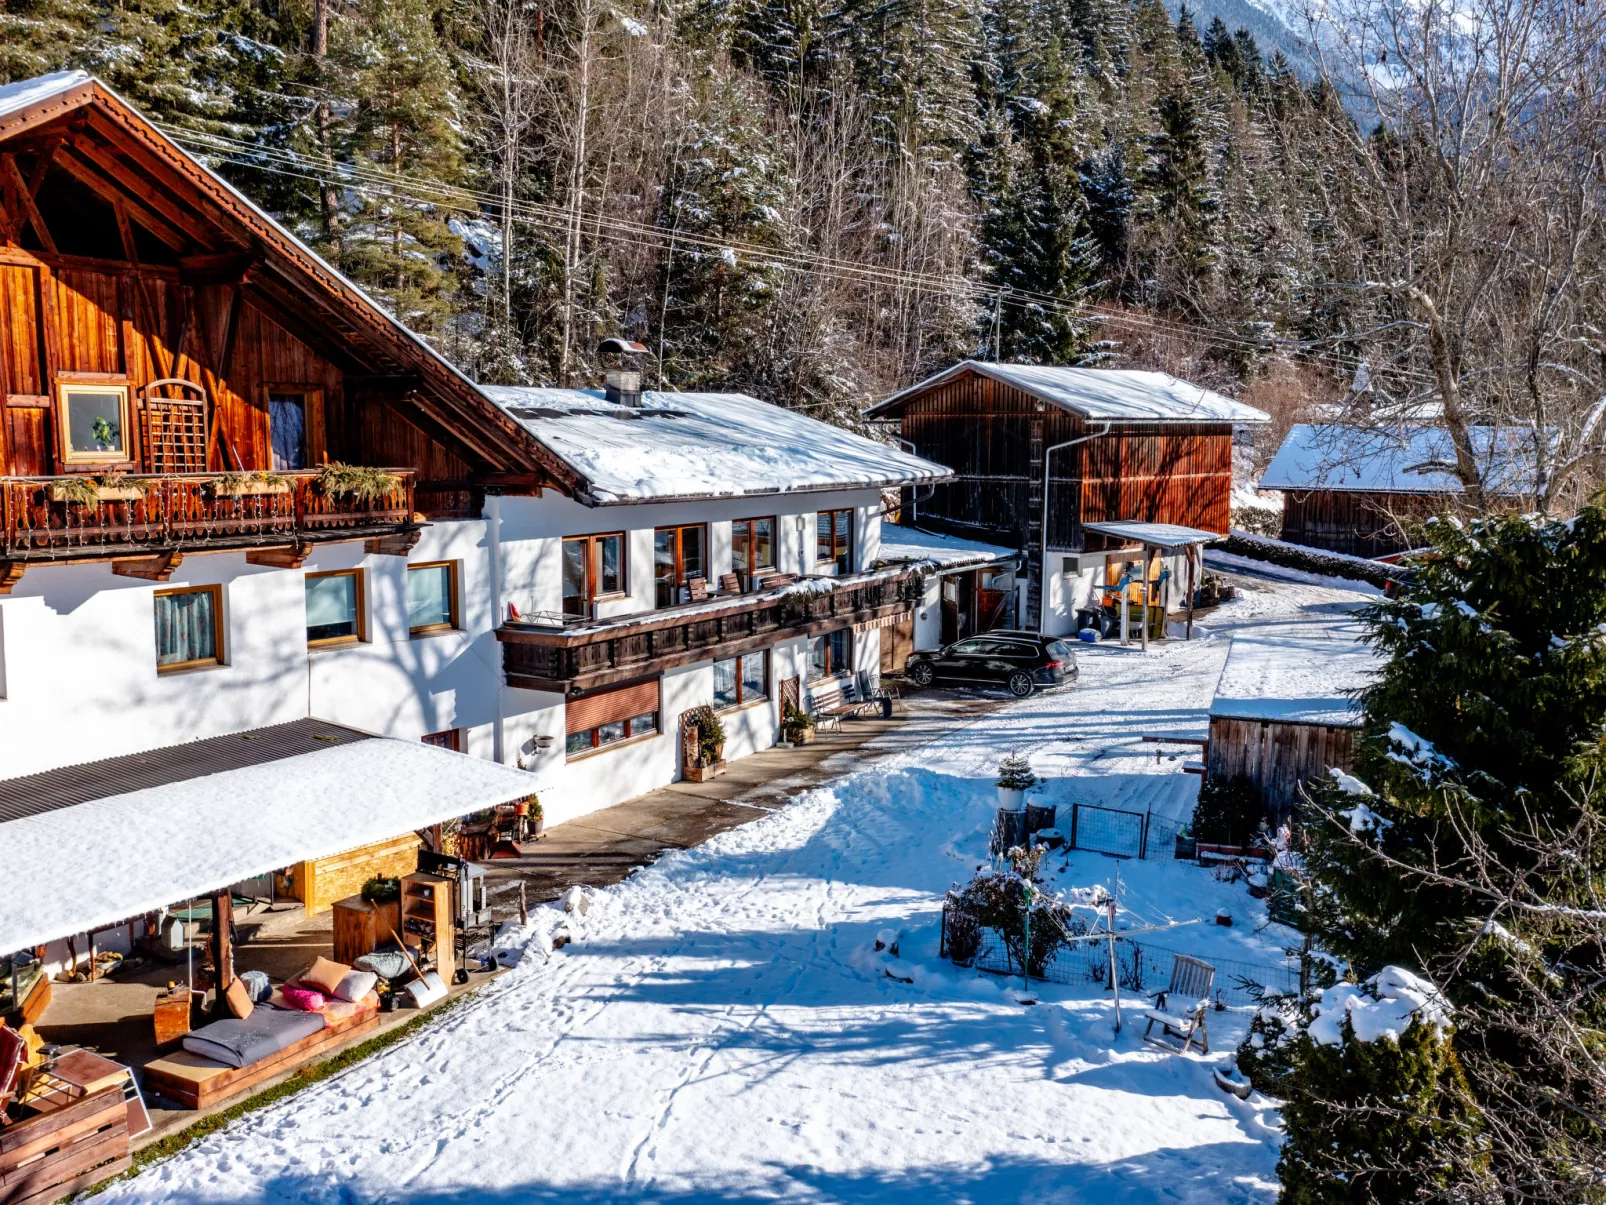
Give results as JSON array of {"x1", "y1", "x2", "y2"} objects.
[
  {"x1": 213, "y1": 480, "x2": 291, "y2": 497},
  {"x1": 48, "y1": 483, "x2": 143, "y2": 503},
  {"x1": 997, "y1": 785, "x2": 1026, "y2": 812},
  {"x1": 683, "y1": 759, "x2": 727, "y2": 783},
  {"x1": 785, "y1": 728, "x2": 816, "y2": 745}
]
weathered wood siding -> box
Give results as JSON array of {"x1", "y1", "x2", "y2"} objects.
[
  {"x1": 897, "y1": 367, "x2": 1234, "y2": 551},
  {"x1": 1279, "y1": 489, "x2": 1440, "y2": 558},
  {"x1": 1207, "y1": 715, "x2": 1358, "y2": 816}
]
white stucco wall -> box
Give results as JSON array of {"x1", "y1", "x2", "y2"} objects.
[{"x1": 0, "y1": 487, "x2": 889, "y2": 829}]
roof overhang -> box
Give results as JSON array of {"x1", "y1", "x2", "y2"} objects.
[
  {"x1": 1083, "y1": 520, "x2": 1222, "y2": 550},
  {"x1": 0, "y1": 721, "x2": 538, "y2": 953},
  {"x1": 865, "y1": 361, "x2": 1270, "y2": 424}
]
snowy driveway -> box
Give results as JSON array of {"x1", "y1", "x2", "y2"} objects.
[{"x1": 105, "y1": 569, "x2": 1365, "y2": 1204}]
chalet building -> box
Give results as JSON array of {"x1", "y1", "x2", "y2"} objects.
[
  {"x1": 0, "y1": 71, "x2": 949, "y2": 981},
  {"x1": 865, "y1": 361, "x2": 1268, "y2": 634},
  {"x1": 1261, "y1": 424, "x2": 1537, "y2": 557}
]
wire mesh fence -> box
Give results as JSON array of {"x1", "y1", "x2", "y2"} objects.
[
  {"x1": 940, "y1": 903, "x2": 1299, "y2": 1006},
  {"x1": 1069, "y1": 803, "x2": 1146, "y2": 857},
  {"x1": 1142, "y1": 814, "x2": 1184, "y2": 860}
]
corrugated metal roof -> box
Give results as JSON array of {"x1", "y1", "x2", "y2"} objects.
[{"x1": 0, "y1": 719, "x2": 375, "y2": 824}]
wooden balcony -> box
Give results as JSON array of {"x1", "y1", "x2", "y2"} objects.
[
  {"x1": 498, "y1": 566, "x2": 926, "y2": 694},
  {"x1": 0, "y1": 470, "x2": 417, "y2": 568}
]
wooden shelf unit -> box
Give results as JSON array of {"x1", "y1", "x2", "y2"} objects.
[{"x1": 399, "y1": 873, "x2": 454, "y2": 973}]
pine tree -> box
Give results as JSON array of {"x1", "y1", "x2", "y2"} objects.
[{"x1": 330, "y1": 0, "x2": 469, "y2": 334}]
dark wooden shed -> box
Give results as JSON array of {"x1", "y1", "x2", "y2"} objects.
[{"x1": 866, "y1": 362, "x2": 1267, "y2": 628}]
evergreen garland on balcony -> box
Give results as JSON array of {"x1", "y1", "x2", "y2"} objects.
[{"x1": 316, "y1": 462, "x2": 402, "y2": 504}]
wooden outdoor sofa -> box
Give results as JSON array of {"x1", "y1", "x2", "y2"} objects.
[{"x1": 141, "y1": 992, "x2": 380, "y2": 1111}]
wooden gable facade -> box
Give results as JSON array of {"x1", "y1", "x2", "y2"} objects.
[
  {"x1": 889, "y1": 367, "x2": 1233, "y2": 548},
  {"x1": 0, "y1": 74, "x2": 575, "y2": 585}
]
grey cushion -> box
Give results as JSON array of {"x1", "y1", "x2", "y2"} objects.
[
  {"x1": 355, "y1": 952, "x2": 410, "y2": 981},
  {"x1": 239, "y1": 969, "x2": 272, "y2": 1003},
  {"x1": 181, "y1": 1006, "x2": 325, "y2": 1068}
]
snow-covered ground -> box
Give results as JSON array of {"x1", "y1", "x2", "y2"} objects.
[{"x1": 105, "y1": 571, "x2": 1366, "y2": 1205}]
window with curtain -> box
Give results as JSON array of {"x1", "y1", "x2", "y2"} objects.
[
  {"x1": 816, "y1": 509, "x2": 853, "y2": 575},
  {"x1": 713, "y1": 650, "x2": 768, "y2": 709},
  {"x1": 154, "y1": 586, "x2": 222, "y2": 671},
  {"x1": 731, "y1": 518, "x2": 776, "y2": 577},
  {"x1": 305, "y1": 570, "x2": 363, "y2": 645},
  {"x1": 268, "y1": 392, "x2": 307, "y2": 470},
  {"x1": 407, "y1": 562, "x2": 457, "y2": 634}
]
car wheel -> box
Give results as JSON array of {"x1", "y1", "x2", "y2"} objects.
[
  {"x1": 1007, "y1": 670, "x2": 1034, "y2": 698},
  {"x1": 909, "y1": 662, "x2": 935, "y2": 686}
]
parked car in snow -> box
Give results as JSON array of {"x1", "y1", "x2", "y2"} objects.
[{"x1": 904, "y1": 631, "x2": 1078, "y2": 697}]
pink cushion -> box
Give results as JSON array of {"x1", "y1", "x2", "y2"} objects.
[{"x1": 280, "y1": 984, "x2": 327, "y2": 1012}]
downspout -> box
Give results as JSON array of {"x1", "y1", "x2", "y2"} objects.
[
  {"x1": 487, "y1": 493, "x2": 506, "y2": 764},
  {"x1": 1038, "y1": 422, "x2": 1112, "y2": 632},
  {"x1": 891, "y1": 435, "x2": 928, "y2": 526}
]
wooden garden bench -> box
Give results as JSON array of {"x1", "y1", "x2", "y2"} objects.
[
  {"x1": 1141, "y1": 954, "x2": 1215, "y2": 1055},
  {"x1": 807, "y1": 677, "x2": 877, "y2": 730},
  {"x1": 718, "y1": 573, "x2": 741, "y2": 593}
]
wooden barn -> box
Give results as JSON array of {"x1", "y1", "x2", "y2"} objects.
[
  {"x1": 1205, "y1": 614, "x2": 1380, "y2": 819},
  {"x1": 865, "y1": 361, "x2": 1267, "y2": 632},
  {"x1": 1260, "y1": 424, "x2": 1536, "y2": 558},
  {"x1": 0, "y1": 69, "x2": 570, "y2": 592}
]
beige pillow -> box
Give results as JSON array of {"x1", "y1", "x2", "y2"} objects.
[
  {"x1": 224, "y1": 977, "x2": 254, "y2": 1020},
  {"x1": 300, "y1": 957, "x2": 351, "y2": 996}
]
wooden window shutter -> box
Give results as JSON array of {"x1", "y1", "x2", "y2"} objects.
[{"x1": 566, "y1": 678, "x2": 661, "y2": 734}]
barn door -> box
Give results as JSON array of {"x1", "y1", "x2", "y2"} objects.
[{"x1": 141, "y1": 378, "x2": 208, "y2": 474}]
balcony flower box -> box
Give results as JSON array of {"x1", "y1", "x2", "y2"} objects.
[
  {"x1": 212, "y1": 473, "x2": 292, "y2": 498},
  {"x1": 48, "y1": 479, "x2": 145, "y2": 504}
]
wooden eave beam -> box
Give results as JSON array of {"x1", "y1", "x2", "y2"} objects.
[
  {"x1": 0, "y1": 80, "x2": 96, "y2": 144},
  {"x1": 1, "y1": 154, "x2": 54, "y2": 254},
  {"x1": 0, "y1": 561, "x2": 25, "y2": 594},
  {"x1": 245, "y1": 544, "x2": 312, "y2": 569},
  {"x1": 53, "y1": 143, "x2": 198, "y2": 251},
  {"x1": 364, "y1": 529, "x2": 422, "y2": 557},
  {"x1": 111, "y1": 550, "x2": 183, "y2": 581}
]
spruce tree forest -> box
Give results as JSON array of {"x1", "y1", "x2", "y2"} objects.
[{"x1": 6, "y1": 0, "x2": 1604, "y2": 489}]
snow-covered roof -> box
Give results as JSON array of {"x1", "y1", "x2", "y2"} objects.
[
  {"x1": 0, "y1": 70, "x2": 89, "y2": 120},
  {"x1": 1209, "y1": 615, "x2": 1379, "y2": 727},
  {"x1": 1260, "y1": 424, "x2": 1540, "y2": 496},
  {"x1": 482, "y1": 387, "x2": 951, "y2": 504},
  {"x1": 0, "y1": 737, "x2": 538, "y2": 953},
  {"x1": 875, "y1": 525, "x2": 1019, "y2": 570},
  {"x1": 866, "y1": 362, "x2": 1270, "y2": 424},
  {"x1": 1083, "y1": 520, "x2": 1223, "y2": 547}
]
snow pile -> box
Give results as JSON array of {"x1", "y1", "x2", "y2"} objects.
[
  {"x1": 1307, "y1": 966, "x2": 1452, "y2": 1046},
  {"x1": 876, "y1": 525, "x2": 1016, "y2": 569}
]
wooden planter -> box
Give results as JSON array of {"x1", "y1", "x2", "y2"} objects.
[
  {"x1": 0, "y1": 1086, "x2": 130, "y2": 1205},
  {"x1": 212, "y1": 481, "x2": 291, "y2": 497},
  {"x1": 46, "y1": 484, "x2": 143, "y2": 504},
  {"x1": 784, "y1": 728, "x2": 816, "y2": 745},
  {"x1": 683, "y1": 760, "x2": 727, "y2": 783}
]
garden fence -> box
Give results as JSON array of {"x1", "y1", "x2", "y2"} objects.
[
  {"x1": 940, "y1": 902, "x2": 1299, "y2": 1007},
  {"x1": 1062, "y1": 804, "x2": 1185, "y2": 861}
]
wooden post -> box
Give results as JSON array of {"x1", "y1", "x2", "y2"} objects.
[
  {"x1": 1140, "y1": 546, "x2": 1152, "y2": 653},
  {"x1": 1185, "y1": 545, "x2": 1197, "y2": 641},
  {"x1": 518, "y1": 882, "x2": 528, "y2": 927},
  {"x1": 210, "y1": 889, "x2": 234, "y2": 999},
  {"x1": 1107, "y1": 895, "x2": 1122, "y2": 1033}
]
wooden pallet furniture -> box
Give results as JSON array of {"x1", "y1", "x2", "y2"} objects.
[
  {"x1": 140, "y1": 1005, "x2": 380, "y2": 1111},
  {"x1": 1141, "y1": 954, "x2": 1215, "y2": 1055},
  {"x1": 0, "y1": 1086, "x2": 129, "y2": 1205},
  {"x1": 331, "y1": 896, "x2": 401, "y2": 966}
]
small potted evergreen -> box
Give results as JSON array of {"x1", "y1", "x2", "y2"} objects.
[
  {"x1": 683, "y1": 705, "x2": 727, "y2": 781},
  {"x1": 782, "y1": 699, "x2": 816, "y2": 745},
  {"x1": 996, "y1": 752, "x2": 1037, "y2": 811}
]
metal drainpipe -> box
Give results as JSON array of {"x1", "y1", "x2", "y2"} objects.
[
  {"x1": 1038, "y1": 422, "x2": 1112, "y2": 633},
  {"x1": 892, "y1": 436, "x2": 923, "y2": 525},
  {"x1": 487, "y1": 493, "x2": 506, "y2": 764}
]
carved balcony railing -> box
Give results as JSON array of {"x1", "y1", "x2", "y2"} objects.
[
  {"x1": 497, "y1": 566, "x2": 926, "y2": 694},
  {"x1": 0, "y1": 470, "x2": 416, "y2": 561}
]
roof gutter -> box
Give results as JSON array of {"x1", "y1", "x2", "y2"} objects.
[{"x1": 1039, "y1": 423, "x2": 1112, "y2": 631}]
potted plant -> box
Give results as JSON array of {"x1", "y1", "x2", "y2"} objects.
[
  {"x1": 782, "y1": 699, "x2": 816, "y2": 745},
  {"x1": 520, "y1": 795, "x2": 544, "y2": 839},
  {"x1": 213, "y1": 470, "x2": 292, "y2": 497},
  {"x1": 695, "y1": 704, "x2": 726, "y2": 765},
  {"x1": 996, "y1": 752, "x2": 1036, "y2": 811}
]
